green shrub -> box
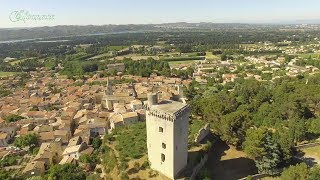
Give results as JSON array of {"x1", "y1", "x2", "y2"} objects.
[
  {"x1": 5, "y1": 114, "x2": 24, "y2": 123},
  {"x1": 141, "y1": 160, "x2": 149, "y2": 170},
  {"x1": 119, "y1": 172, "x2": 129, "y2": 180}
]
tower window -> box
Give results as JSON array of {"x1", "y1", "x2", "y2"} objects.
[
  {"x1": 159, "y1": 127, "x2": 163, "y2": 133},
  {"x1": 161, "y1": 153, "x2": 165, "y2": 162},
  {"x1": 162, "y1": 143, "x2": 166, "y2": 149}
]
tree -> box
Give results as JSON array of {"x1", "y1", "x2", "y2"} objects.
[
  {"x1": 309, "y1": 166, "x2": 320, "y2": 180},
  {"x1": 308, "y1": 118, "x2": 320, "y2": 135},
  {"x1": 0, "y1": 169, "x2": 11, "y2": 180},
  {"x1": 244, "y1": 129, "x2": 282, "y2": 175},
  {"x1": 288, "y1": 118, "x2": 307, "y2": 143},
  {"x1": 86, "y1": 174, "x2": 102, "y2": 180},
  {"x1": 119, "y1": 172, "x2": 129, "y2": 180},
  {"x1": 281, "y1": 163, "x2": 309, "y2": 180},
  {"x1": 219, "y1": 108, "x2": 250, "y2": 146},
  {"x1": 243, "y1": 128, "x2": 267, "y2": 159},
  {"x1": 221, "y1": 53, "x2": 227, "y2": 61},
  {"x1": 273, "y1": 127, "x2": 294, "y2": 163},
  {"x1": 92, "y1": 137, "x2": 102, "y2": 150},
  {"x1": 13, "y1": 134, "x2": 38, "y2": 148},
  {"x1": 255, "y1": 133, "x2": 281, "y2": 175},
  {"x1": 5, "y1": 114, "x2": 24, "y2": 123},
  {"x1": 0, "y1": 87, "x2": 11, "y2": 98},
  {"x1": 79, "y1": 154, "x2": 98, "y2": 164},
  {"x1": 284, "y1": 54, "x2": 293, "y2": 63},
  {"x1": 48, "y1": 163, "x2": 86, "y2": 180}
]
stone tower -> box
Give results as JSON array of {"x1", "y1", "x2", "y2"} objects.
[
  {"x1": 146, "y1": 93, "x2": 190, "y2": 179},
  {"x1": 105, "y1": 77, "x2": 113, "y2": 95}
]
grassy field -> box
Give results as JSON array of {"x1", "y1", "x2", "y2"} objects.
[
  {"x1": 298, "y1": 53, "x2": 319, "y2": 59},
  {"x1": 8, "y1": 58, "x2": 30, "y2": 65},
  {"x1": 88, "y1": 53, "x2": 113, "y2": 60},
  {"x1": 168, "y1": 60, "x2": 200, "y2": 65},
  {"x1": 102, "y1": 122, "x2": 168, "y2": 179},
  {"x1": 0, "y1": 72, "x2": 17, "y2": 77},
  {"x1": 113, "y1": 54, "x2": 159, "y2": 61},
  {"x1": 108, "y1": 45, "x2": 129, "y2": 51},
  {"x1": 302, "y1": 145, "x2": 320, "y2": 159},
  {"x1": 205, "y1": 51, "x2": 220, "y2": 61},
  {"x1": 111, "y1": 122, "x2": 147, "y2": 160}
]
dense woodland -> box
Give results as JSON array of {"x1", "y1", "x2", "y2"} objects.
[
  {"x1": 189, "y1": 74, "x2": 320, "y2": 174},
  {"x1": 1, "y1": 28, "x2": 319, "y2": 59}
]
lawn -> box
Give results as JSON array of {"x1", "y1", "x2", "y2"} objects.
[{"x1": 0, "y1": 72, "x2": 17, "y2": 77}]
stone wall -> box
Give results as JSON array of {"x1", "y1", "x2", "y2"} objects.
[
  {"x1": 189, "y1": 154, "x2": 208, "y2": 180},
  {"x1": 194, "y1": 124, "x2": 210, "y2": 143}
]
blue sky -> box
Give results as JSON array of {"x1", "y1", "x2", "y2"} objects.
[{"x1": 0, "y1": 0, "x2": 320, "y2": 28}]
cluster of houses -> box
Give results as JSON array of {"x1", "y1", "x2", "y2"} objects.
[
  {"x1": 0, "y1": 70, "x2": 187, "y2": 177},
  {"x1": 192, "y1": 52, "x2": 319, "y2": 85}
]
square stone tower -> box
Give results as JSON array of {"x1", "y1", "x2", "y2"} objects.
[{"x1": 146, "y1": 93, "x2": 189, "y2": 179}]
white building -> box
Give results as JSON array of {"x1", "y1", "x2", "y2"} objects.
[{"x1": 146, "y1": 93, "x2": 189, "y2": 179}]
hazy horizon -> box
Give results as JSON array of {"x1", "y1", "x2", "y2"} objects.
[{"x1": 1, "y1": 0, "x2": 320, "y2": 28}]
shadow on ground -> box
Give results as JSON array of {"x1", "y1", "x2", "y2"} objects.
[{"x1": 207, "y1": 139, "x2": 258, "y2": 180}]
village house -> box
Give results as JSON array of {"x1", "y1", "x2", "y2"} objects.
[
  {"x1": 18, "y1": 123, "x2": 35, "y2": 136},
  {"x1": 222, "y1": 74, "x2": 238, "y2": 84},
  {"x1": 87, "y1": 119, "x2": 109, "y2": 137},
  {"x1": 22, "y1": 161, "x2": 45, "y2": 177},
  {"x1": 59, "y1": 156, "x2": 77, "y2": 165},
  {"x1": 73, "y1": 126, "x2": 90, "y2": 144},
  {"x1": 68, "y1": 136, "x2": 82, "y2": 147},
  {"x1": 54, "y1": 130, "x2": 71, "y2": 144},
  {"x1": 38, "y1": 131, "x2": 55, "y2": 143},
  {"x1": 107, "y1": 63, "x2": 125, "y2": 72},
  {"x1": 33, "y1": 141, "x2": 63, "y2": 168},
  {"x1": 62, "y1": 142, "x2": 93, "y2": 160},
  {"x1": 122, "y1": 112, "x2": 139, "y2": 125},
  {"x1": 0, "y1": 124, "x2": 19, "y2": 141},
  {"x1": 109, "y1": 112, "x2": 139, "y2": 130},
  {"x1": 34, "y1": 124, "x2": 53, "y2": 133},
  {"x1": 130, "y1": 99, "x2": 143, "y2": 111},
  {"x1": 109, "y1": 114, "x2": 123, "y2": 130}
]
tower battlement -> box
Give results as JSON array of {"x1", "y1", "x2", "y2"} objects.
[
  {"x1": 147, "y1": 104, "x2": 190, "y2": 122},
  {"x1": 146, "y1": 92, "x2": 189, "y2": 179}
]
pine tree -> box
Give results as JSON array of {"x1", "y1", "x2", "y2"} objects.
[{"x1": 255, "y1": 133, "x2": 281, "y2": 175}]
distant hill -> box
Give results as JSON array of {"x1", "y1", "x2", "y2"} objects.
[
  {"x1": 0, "y1": 22, "x2": 319, "y2": 42},
  {"x1": 0, "y1": 24, "x2": 158, "y2": 42}
]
